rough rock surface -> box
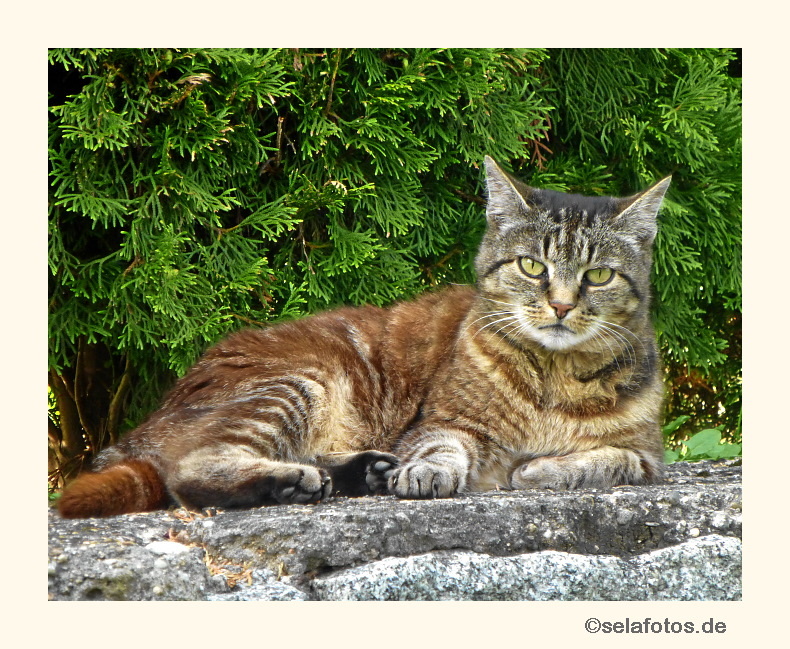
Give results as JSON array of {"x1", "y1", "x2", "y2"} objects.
[
  {"x1": 310, "y1": 535, "x2": 741, "y2": 600},
  {"x1": 48, "y1": 460, "x2": 741, "y2": 601}
]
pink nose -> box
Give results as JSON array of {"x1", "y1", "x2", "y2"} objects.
[{"x1": 550, "y1": 302, "x2": 574, "y2": 319}]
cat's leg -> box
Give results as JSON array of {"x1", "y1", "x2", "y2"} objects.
[
  {"x1": 161, "y1": 374, "x2": 353, "y2": 509},
  {"x1": 167, "y1": 446, "x2": 332, "y2": 510},
  {"x1": 509, "y1": 446, "x2": 662, "y2": 490},
  {"x1": 389, "y1": 428, "x2": 478, "y2": 498},
  {"x1": 317, "y1": 451, "x2": 399, "y2": 497}
]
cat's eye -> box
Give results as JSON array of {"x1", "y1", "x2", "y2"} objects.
[
  {"x1": 518, "y1": 257, "x2": 546, "y2": 278},
  {"x1": 584, "y1": 268, "x2": 614, "y2": 286}
]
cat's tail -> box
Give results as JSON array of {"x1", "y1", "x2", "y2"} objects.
[{"x1": 57, "y1": 459, "x2": 169, "y2": 518}]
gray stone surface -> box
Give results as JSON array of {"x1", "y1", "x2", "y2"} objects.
[
  {"x1": 47, "y1": 515, "x2": 213, "y2": 600},
  {"x1": 206, "y1": 569, "x2": 310, "y2": 601},
  {"x1": 48, "y1": 460, "x2": 741, "y2": 601},
  {"x1": 310, "y1": 535, "x2": 741, "y2": 601}
]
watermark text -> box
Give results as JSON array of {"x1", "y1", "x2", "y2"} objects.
[{"x1": 584, "y1": 617, "x2": 727, "y2": 635}]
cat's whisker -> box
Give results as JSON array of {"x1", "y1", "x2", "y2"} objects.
[
  {"x1": 491, "y1": 317, "x2": 524, "y2": 340},
  {"x1": 458, "y1": 310, "x2": 515, "y2": 346},
  {"x1": 594, "y1": 324, "x2": 638, "y2": 380},
  {"x1": 587, "y1": 328, "x2": 622, "y2": 372},
  {"x1": 465, "y1": 311, "x2": 511, "y2": 332},
  {"x1": 475, "y1": 314, "x2": 521, "y2": 340},
  {"x1": 452, "y1": 310, "x2": 519, "y2": 354},
  {"x1": 511, "y1": 320, "x2": 535, "y2": 343},
  {"x1": 598, "y1": 320, "x2": 646, "y2": 354},
  {"x1": 594, "y1": 319, "x2": 635, "y2": 353},
  {"x1": 481, "y1": 296, "x2": 520, "y2": 309},
  {"x1": 482, "y1": 316, "x2": 525, "y2": 346},
  {"x1": 473, "y1": 301, "x2": 527, "y2": 340},
  {"x1": 596, "y1": 324, "x2": 633, "y2": 356},
  {"x1": 597, "y1": 326, "x2": 636, "y2": 370}
]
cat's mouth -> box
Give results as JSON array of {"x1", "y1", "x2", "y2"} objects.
[
  {"x1": 531, "y1": 321, "x2": 591, "y2": 351},
  {"x1": 514, "y1": 313, "x2": 591, "y2": 350},
  {"x1": 538, "y1": 323, "x2": 573, "y2": 333}
]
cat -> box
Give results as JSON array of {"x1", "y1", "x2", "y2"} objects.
[{"x1": 57, "y1": 156, "x2": 671, "y2": 518}]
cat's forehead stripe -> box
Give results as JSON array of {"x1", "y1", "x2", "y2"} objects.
[
  {"x1": 537, "y1": 219, "x2": 599, "y2": 264},
  {"x1": 520, "y1": 211, "x2": 643, "y2": 266},
  {"x1": 542, "y1": 234, "x2": 552, "y2": 259},
  {"x1": 548, "y1": 206, "x2": 598, "y2": 228}
]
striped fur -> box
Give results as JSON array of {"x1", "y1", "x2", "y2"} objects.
[{"x1": 58, "y1": 157, "x2": 670, "y2": 517}]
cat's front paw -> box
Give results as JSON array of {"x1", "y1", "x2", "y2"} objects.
[
  {"x1": 273, "y1": 465, "x2": 332, "y2": 504},
  {"x1": 389, "y1": 461, "x2": 461, "y2": 499},
  {"x1": 509, "y1": 456, "x2": 570, "y2": 490},
  {"x1": 363, "y1": 452, "x2": 399, "y2": 495},
  {"x1": 320, "y1": 451, "x2": 399, "y2": 497}
]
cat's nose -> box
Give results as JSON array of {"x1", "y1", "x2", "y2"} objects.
[{"x1": 549, "y1": 301, "x2": 574, "y2": 319}]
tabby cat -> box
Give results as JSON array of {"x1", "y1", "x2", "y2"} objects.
[{"x1": 57, "y1": 157, "x2": 671, "y2": 518}]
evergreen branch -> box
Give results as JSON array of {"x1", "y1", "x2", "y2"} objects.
[
  {"x1": 325, "y1": 48, "x2": 343, "y2": 117},
  {"x1": 123, "y1": 256, "x2": 144, "y2": 276},
  {"x1": 423, "y1": 246, "x2": 464, "y2": 284},
  {"x1": 451, "y1": 188, "x2": 485, "y2": 205},
  {"x1": 230, "y1": 313, "x2": 269, "y2": 327}
]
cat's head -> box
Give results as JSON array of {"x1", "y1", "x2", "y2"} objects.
[{"x1": 475, "y1": 156, "x2": 670, "y2": 352}]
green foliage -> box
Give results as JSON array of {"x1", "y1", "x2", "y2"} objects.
[
  {"x1": 48, "y1": 48, "x2": 741, "y2": 481},
  {"x1": 663, "y1": 416, "x2": 742, "y2": 463}
]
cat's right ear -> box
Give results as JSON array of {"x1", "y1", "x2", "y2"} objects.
[
  {"x1": 612, "y1": 176, "x2": 672, "y2": 246},
  {"x1": 484, "y1": 156, "x2": 532, "y2": 227}
]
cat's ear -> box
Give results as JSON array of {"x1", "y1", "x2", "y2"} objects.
[
  {"x1": 612, "y1": 176, "x2": 671, "y2": 245},
  {"x1": 484, "y1": 156, "x2": 533, "y2": 227}
]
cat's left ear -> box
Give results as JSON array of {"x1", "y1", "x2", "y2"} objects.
[
  {"x1": 484, "y1": 156, "x2": 532, "y2": 227},
  {"x1": 613, "y1": 176, "x2": 672, "y2": 245}
]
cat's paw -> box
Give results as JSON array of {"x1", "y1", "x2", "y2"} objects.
[
  {"x1": 509, "y1": 456, "x2": 571, "y2": 490},
  {"x1": 389, "y1": 461, "x2": 461, "y2": 499},
  {"x1": 273, "y1": 465, "x2": 332, "y2": 504},
  {"x1": 320, "y1": 451, "x2": 399, "y2": 497},
  {"x1": 362, "y1": 452, "x2": 399, "y2": 495}
]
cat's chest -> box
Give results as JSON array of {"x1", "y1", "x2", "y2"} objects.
[
  {"x1": 461, "y1": 331, "x2": 620, "y2": 408},
  {"x1": 467, "y1": 359, "x2": 640, "y2": 450},
  {"x1": 537, "y1": 364, "x2": 620, "y2": 414},
  {"x1": 475, "y1": 349, "x2": 620, "y2": 419}
]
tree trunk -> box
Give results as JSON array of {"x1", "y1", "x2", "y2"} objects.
[{"x1": 48, "y1": 339, "x2": 129, "y2": 488}]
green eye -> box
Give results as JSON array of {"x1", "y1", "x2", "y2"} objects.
[
  {"x1": 585, "y1": 268, "x2": 614, "y2": 285},
  {"x1": 518, "y1": 257, "x2": 546, "y2": 278}
]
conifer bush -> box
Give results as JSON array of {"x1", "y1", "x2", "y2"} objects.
[{"x1": 48, "y1": 48, "x2": 741, "y2": 488}]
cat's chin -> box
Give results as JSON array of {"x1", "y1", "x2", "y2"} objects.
[{"x1": 530, "y1": 324, "x2": 593, "y2": 351}]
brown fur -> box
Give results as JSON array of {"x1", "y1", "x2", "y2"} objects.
[{"x1": 57, "y1": 459, "x2": 168, "y2": 517}]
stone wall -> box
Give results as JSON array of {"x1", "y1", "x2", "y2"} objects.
[{"x1": 47, "y1": 460, "x2": 741, "y2": 601}]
